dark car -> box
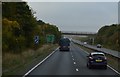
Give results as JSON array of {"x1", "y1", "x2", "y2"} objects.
[{"x1": 87, "y1": 52, "x2": 107, "y2": 69}]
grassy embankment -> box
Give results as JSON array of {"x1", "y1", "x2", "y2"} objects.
[{"x1": 2, "y1": 44, "x2": 58, "y2": 75}]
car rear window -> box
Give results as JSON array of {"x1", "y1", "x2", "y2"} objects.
[{"x1": 92, "y1": 54, "x2": 105, "y2": 57}]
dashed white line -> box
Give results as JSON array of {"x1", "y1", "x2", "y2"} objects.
[
  {"x1": 72, "y1": 58, "x2": 74, "y2": 61},
  {"x1": 72, "y1": 55, "x2": 73, "y2": 58},
  {"x1": 71, "y1": 52, "x2": 74, "y2": 58},
  {"x1": 74, "y1": 62, "x2": 76, "y2": 64},
  {"x1": 76, "y1": 68, "x2": 79, "y2": 71}
]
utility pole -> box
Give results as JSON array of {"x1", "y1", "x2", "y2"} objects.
[{"x1": 92, "y1": 38, "x2": 94, "y2": 45}]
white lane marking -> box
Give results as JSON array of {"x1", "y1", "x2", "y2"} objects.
[
  {"x1": 23, "y1": 47, "x2": 59, "y2": 77},
  {"x1": 74, "y1": 62, "x2": 76, "y2": 64},
  {"x1": 72, "y1": 58, "x2": 74, "y2": 61},
  {"x1": 71, "y1": 52, "x2": 73, "y2": 57},
  {"x1": 107, "y1": 65, "x2": 120, "y2": 75},
  {"x1": 80, "y1": 48, "x2": 89, "y2": 54},
  {"x1": 72, "y1": 55, "x2": 73, "y2": 58},
  {"x1": 76, "y1": 68, "x2": 79, "y2": 71}
]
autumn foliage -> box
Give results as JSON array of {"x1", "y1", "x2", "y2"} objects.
[{"x1": 2, "y1": 2, "x2": 61, "y2": 53}]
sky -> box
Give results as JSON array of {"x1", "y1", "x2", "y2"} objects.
[
  {"x1": 28, "y1": 2, "x2": 118, "y2": 32},
  {"x1": 24, "y1": 0, "x2": 119, "y2": 2},
  {"x1": 2, "y1": 0, "x2": 119, "y2": 2}
]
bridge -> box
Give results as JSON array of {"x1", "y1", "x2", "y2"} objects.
[{"x1": 61, "y1": 31, "x2": 97, "y2": 35}]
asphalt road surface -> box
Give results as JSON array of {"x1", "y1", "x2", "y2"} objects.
[{"x1": 28, "y1": 42, "x2": 119, "y2": 75}]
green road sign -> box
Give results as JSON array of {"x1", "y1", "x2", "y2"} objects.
[{"x1": 46, "y1": 34, "x2": 55, "y2": 43}]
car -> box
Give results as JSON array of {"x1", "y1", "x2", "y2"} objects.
[
  {"x1": 97, "y1": 44, "x2": 101, "y2": 48},
  {"x1": 83, "y1": 42, "x2": 87, "y2": 45},
  {"x1": 87, "y1": 52, "x2": 107, "y2": 69}
]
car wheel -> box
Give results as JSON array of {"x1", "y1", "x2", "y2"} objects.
[
  {"x1": 104, "y1": 66, "x2": 107, "y2": 69},
  {"x1": 87, "y1": 63, "x2": 92, "y2": 69},
  {"x1": 88, "y1": 65, "x2": 92, "y2": 69}
]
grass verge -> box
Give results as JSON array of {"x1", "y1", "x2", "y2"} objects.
[{"x1": 2, "y1": 44, "x2": 58, "y2": 75}]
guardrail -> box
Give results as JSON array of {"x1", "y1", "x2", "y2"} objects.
[{"x1": 72, "y1": 39, "x2": 120, "y2": 59}]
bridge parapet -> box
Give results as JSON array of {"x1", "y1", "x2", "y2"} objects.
[{"x1": 61, "y1": 31, "x2": 97, "y2": 35}]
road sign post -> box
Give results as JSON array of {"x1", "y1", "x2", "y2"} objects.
[
  {"x1": 34, "y1": 36, "x2": 39, "y2": 44},
  {"x1": 34, "y1": 36, "x2": 39, "y2": 50}
]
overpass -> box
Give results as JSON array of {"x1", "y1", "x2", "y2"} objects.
[{"x1": 61, "y1": 31, "x2": 97, "y2": 35}]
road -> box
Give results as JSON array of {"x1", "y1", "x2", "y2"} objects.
[
  {"x1": 72, "y1": 39, "x2": 120, "y2": 58},
  {"x1": 27, "y1": 42, "x2": 119, "y2": 75}
]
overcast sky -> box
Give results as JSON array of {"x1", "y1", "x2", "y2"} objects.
[{"x1": 28, "y1": 2, "x2": 118, "y2": 32}]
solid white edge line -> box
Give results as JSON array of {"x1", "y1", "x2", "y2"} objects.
[
  {"x1": 83, "y1": 50, "x2": 89, "y2": 54},
  {"x1": 76, "y1": 68, "x2": 79, "y2": 71},
  {"x1": 73, "y1": 42, "x2": 120, "y2": 75},
  {"x1": 107, "y1": 65, "x2": 120, "y2": 75},
  {"x1": 23, "y1": 47, "x2": 59, "y2": 77}
]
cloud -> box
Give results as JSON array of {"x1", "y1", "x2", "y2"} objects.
[
  {"x1": 26, "y1": 0, "x2": 119, "y2": 2},
  {"x1": 28, "y1": 2, "x2": 118, "y2": 32}
]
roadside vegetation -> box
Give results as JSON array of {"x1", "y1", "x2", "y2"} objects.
[
  {"x1": 2, "y1": 2, "x2": 61, "y2": 75},
  {"x1": 95, "y1": 24, "x2": 120, "y2": 51},
  {"x1": 2, "y1": 2, "x2": 61, "y2": 53},
  {"x1": 77, "y1": 24, "x2": 120, "y2": 51},
  {"x1": 75, "y1": 35, "x2": 95, "y2": 45},
  {"x1": 3, "y1": 44, "x2": 58, "y2": 75}
]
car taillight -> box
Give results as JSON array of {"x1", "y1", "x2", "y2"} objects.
[
  {"x1": 89, "y1": 57, "x2": 93, "y2": 60},
  {"x1": 104, "y1": 57, "x2": 107, "y2": 60}
]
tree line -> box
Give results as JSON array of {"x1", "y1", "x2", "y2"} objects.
[
  {"x1": 95, "y1": 24, "x2": 120, "y2": 51},
  {"x1": 2, "y1": 2, "x2": 61, "y2": 53}
]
